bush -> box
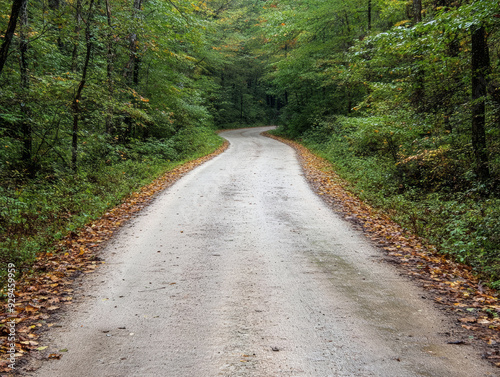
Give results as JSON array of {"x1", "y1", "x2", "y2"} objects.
[
  {"x1": 172, "y1": 126, "x2": 221, "y2": 158},
  {"x1": 396, "y1": 145, "x2": 471, "y2": 191},
  {"x1": 128, "y1": 138, "x2": 178, "y2": 161}
]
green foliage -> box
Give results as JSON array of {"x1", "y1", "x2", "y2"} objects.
[
  {"x1": 203, "y1": 0, "x2": 276, "y2": 127},
  {"x1": 282, "y1": 120, "x2": 500, "y2": 283},
  {"x1": 172, "y1": 126, "x2": 223, "y2": 158},
  {"x1": 2, "y1": 0, "x2": 500, "y2": 286},
  {"x1": 0, "y1": 131, "x2": 224, "y2": 277},
  {"x1": 0, "y1": 0, "x2": 235, "y2": 280},
  {"x1": 127, "y1": 138, "x2": 178, "y2": 162},
  {"x1": 264, "y1": 0, "x2": 500, "y2": 284}
]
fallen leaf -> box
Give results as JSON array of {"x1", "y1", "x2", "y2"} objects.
[{"x1": 459, "y1": 317, "x2": 476, "y2": 323}]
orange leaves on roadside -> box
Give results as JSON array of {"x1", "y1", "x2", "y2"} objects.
[
  {"x1": 459, "y1": 317, "x2": 477, "y2": 324},
  {"x1": 0, "y1": 141, "x2": 229, "y2": 371},
  {"x1": 264, "y1": 132, "x2": 500, "y2": 363}
]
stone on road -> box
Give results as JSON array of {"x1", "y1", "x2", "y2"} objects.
[{"x1": 30, "y1": 127, "x2": 497, "y2": 376}]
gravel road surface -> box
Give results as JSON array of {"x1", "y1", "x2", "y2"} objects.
[{"x1": 30, "y1": 127, "x2": 497, "y2": 376}]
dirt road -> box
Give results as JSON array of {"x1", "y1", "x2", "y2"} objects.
[{"x1": 29, "y1": 127, "x2": 497, "y2": 376}]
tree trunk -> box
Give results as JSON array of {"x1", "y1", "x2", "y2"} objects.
[
  {"x1": 124, "y1": 0, "x2": 142, "y2": 85},
  {"x1": 367, "y1": 0, "x2": 372, "y2": 31},
  {"x1": 19, "y1": 0, "x2": 32, "y2": 169},
  {"x1": 72, "y1": 0, "x2": 95, "y2": 172},
  {"x1": 240, "y1": 91, "x2": 243, "y2": 120},
  {"x1": 49, "y1": 0, "x2": 60, "y2": 9},
  {"x1": 19, "y1": 0, "x2": 28, "y2": 89},
  {"x1": 413, "y1": 0, "x2": 422, "y2": 23},
  {"x1": 471, "y1": 25, "x2": 490, "y2": 181},
  {"x1": 0, "y1": 0, "x2": 25, "y2": 76},
  {"x1": 49, "y1": 0, "x2": 64, "y2": 50},
  {"x1": 344, "y1": 10, "x2": 350, "y2": 34},
  {"x1": 347, "y1": 85, "x2": 352, "y2": 113},
  {"x1": 71, "y1": 0, "x2": 82, "y2": 72},
  {"x1": 105, "y1": 0, "x2": 114, "y2": 134},
  {"x1": 133, "y1": 54, "x2": 140, "y2": 86}
]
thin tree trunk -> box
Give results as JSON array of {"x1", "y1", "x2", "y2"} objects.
[
  {"x1": 105, "y1": 0, "x2": 114, "y2": 134},
  {"x1": 72, "y1": 0, "x2": 95, "y2": 171},
  {"x1": 0, "y1": 0, "x2": 25, "y2": 76},
  {"x1": 347, "y1": 85, "x2": 352, "y2": 113},
  {"x1": 19, "y1": 0, "x2": 32, "y2": 169},
  {"x1": 412, "y1": 3, "x2": 424, "y2": 111},
  {"x1": 124, "y1": 0, "x2": 142, "y2": 85},
  {"x1": 49, "y1": 0, "x2": 63, "y2": 49},
  {"x1": 413, "y1": 0, "x2": 422, "y2": 23},
  {"x1": 19, "y1": 0, "x2": 28, "y2": 89},
  {"x1": 132, "y1": 0, "x2": 142, "y2": 87},
  {"x1": 240, "y1": 91, "x2": 243, "y2": 120},
  {"x1": 71, "y1": 0, "x2": 82, "y2": 72},
  {"x1": 344, "y1": 10, "x2": 350, "y2": 34},
  {"x1": 368, "y1": 0, "x2": 372, "y2": 31},
  {"x1": 471, "y1": 25, "x2": 490, "y2": 181},
  {"x1": 133, "y1": 54, "x2": 140, "y2": 86}
]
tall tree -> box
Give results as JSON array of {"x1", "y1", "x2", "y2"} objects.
[
  {"x1": 104, "y1": 0, "x2": 115, "y2": 134},
  {"x1": 71, "y1": 0, "x2": 95, "y2": 171},
  {"x1": 71, "y1": 0, "x2": 82, "y2": 72},
  {"x1": 413, "y1": 0, "x2": 422, "y2": 23},
  {"x1": 0, "y1": 0, "x2": 25, "y2": 76},
  {"x1": 19, "y1": 0, "x2": 32, "y2": 168},
  {"x1": 367, "y1": 0, "x2": 372, "y2": 31},
  {"x1": 124, "y1": 0, "x2": 143, "y2": 86},
  {"x1": 471, "y1": 24, "x2": 490, "y2": 181}
]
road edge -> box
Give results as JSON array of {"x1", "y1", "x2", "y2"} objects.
[
  {"x1": 262, "y1": 131, "x2": 500, "y2": 368},
  {"x1": 0, "y1": 140, "x2": 230, "y2": 375}
]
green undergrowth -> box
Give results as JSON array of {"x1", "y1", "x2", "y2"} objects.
[
  {"x1": 217, "y1": 122, "x2": 269, "y2": 130},
  {"x1": 269, "y1": 125, "x2": 500, "y2": 288},
  {"x1": 0, "y1": 127, "x2": 224, "y2": 282}
]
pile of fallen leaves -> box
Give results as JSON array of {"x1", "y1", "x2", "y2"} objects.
[
  {"x1": 0, "y1": 141, "x2": 228, "y2": 374},
  {"x1": 264, "y1": 132, "x2": 500, "y2": 365}
]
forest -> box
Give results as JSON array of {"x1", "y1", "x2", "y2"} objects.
[{"x1": 1, "y1": 0, "x2": 500, "y2": 286}]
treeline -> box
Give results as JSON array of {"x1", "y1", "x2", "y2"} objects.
[
  {"x1": 261, "y1": 0, "x2": 499, "y2": 185},
  {"x1": 0, "y1": 0, "x2": 272, "y2": 272},
  {"x1": 0, "y1": 0, "x2": 247, "y2": 176},
  {"x1": 255, "y1": 0, "x2": 500, "y2": 284}
]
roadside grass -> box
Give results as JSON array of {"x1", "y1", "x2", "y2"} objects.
[
  {"x1": 269, "y1": 126, "x2": 500, "y2": 288},
  {"x1": 0, "y1": 128, "x2": 224, "y2": 284}
]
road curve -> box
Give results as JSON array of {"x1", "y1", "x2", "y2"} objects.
[{"x1": 29, "y1": 127, "x2": 497, "y2": 376}]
